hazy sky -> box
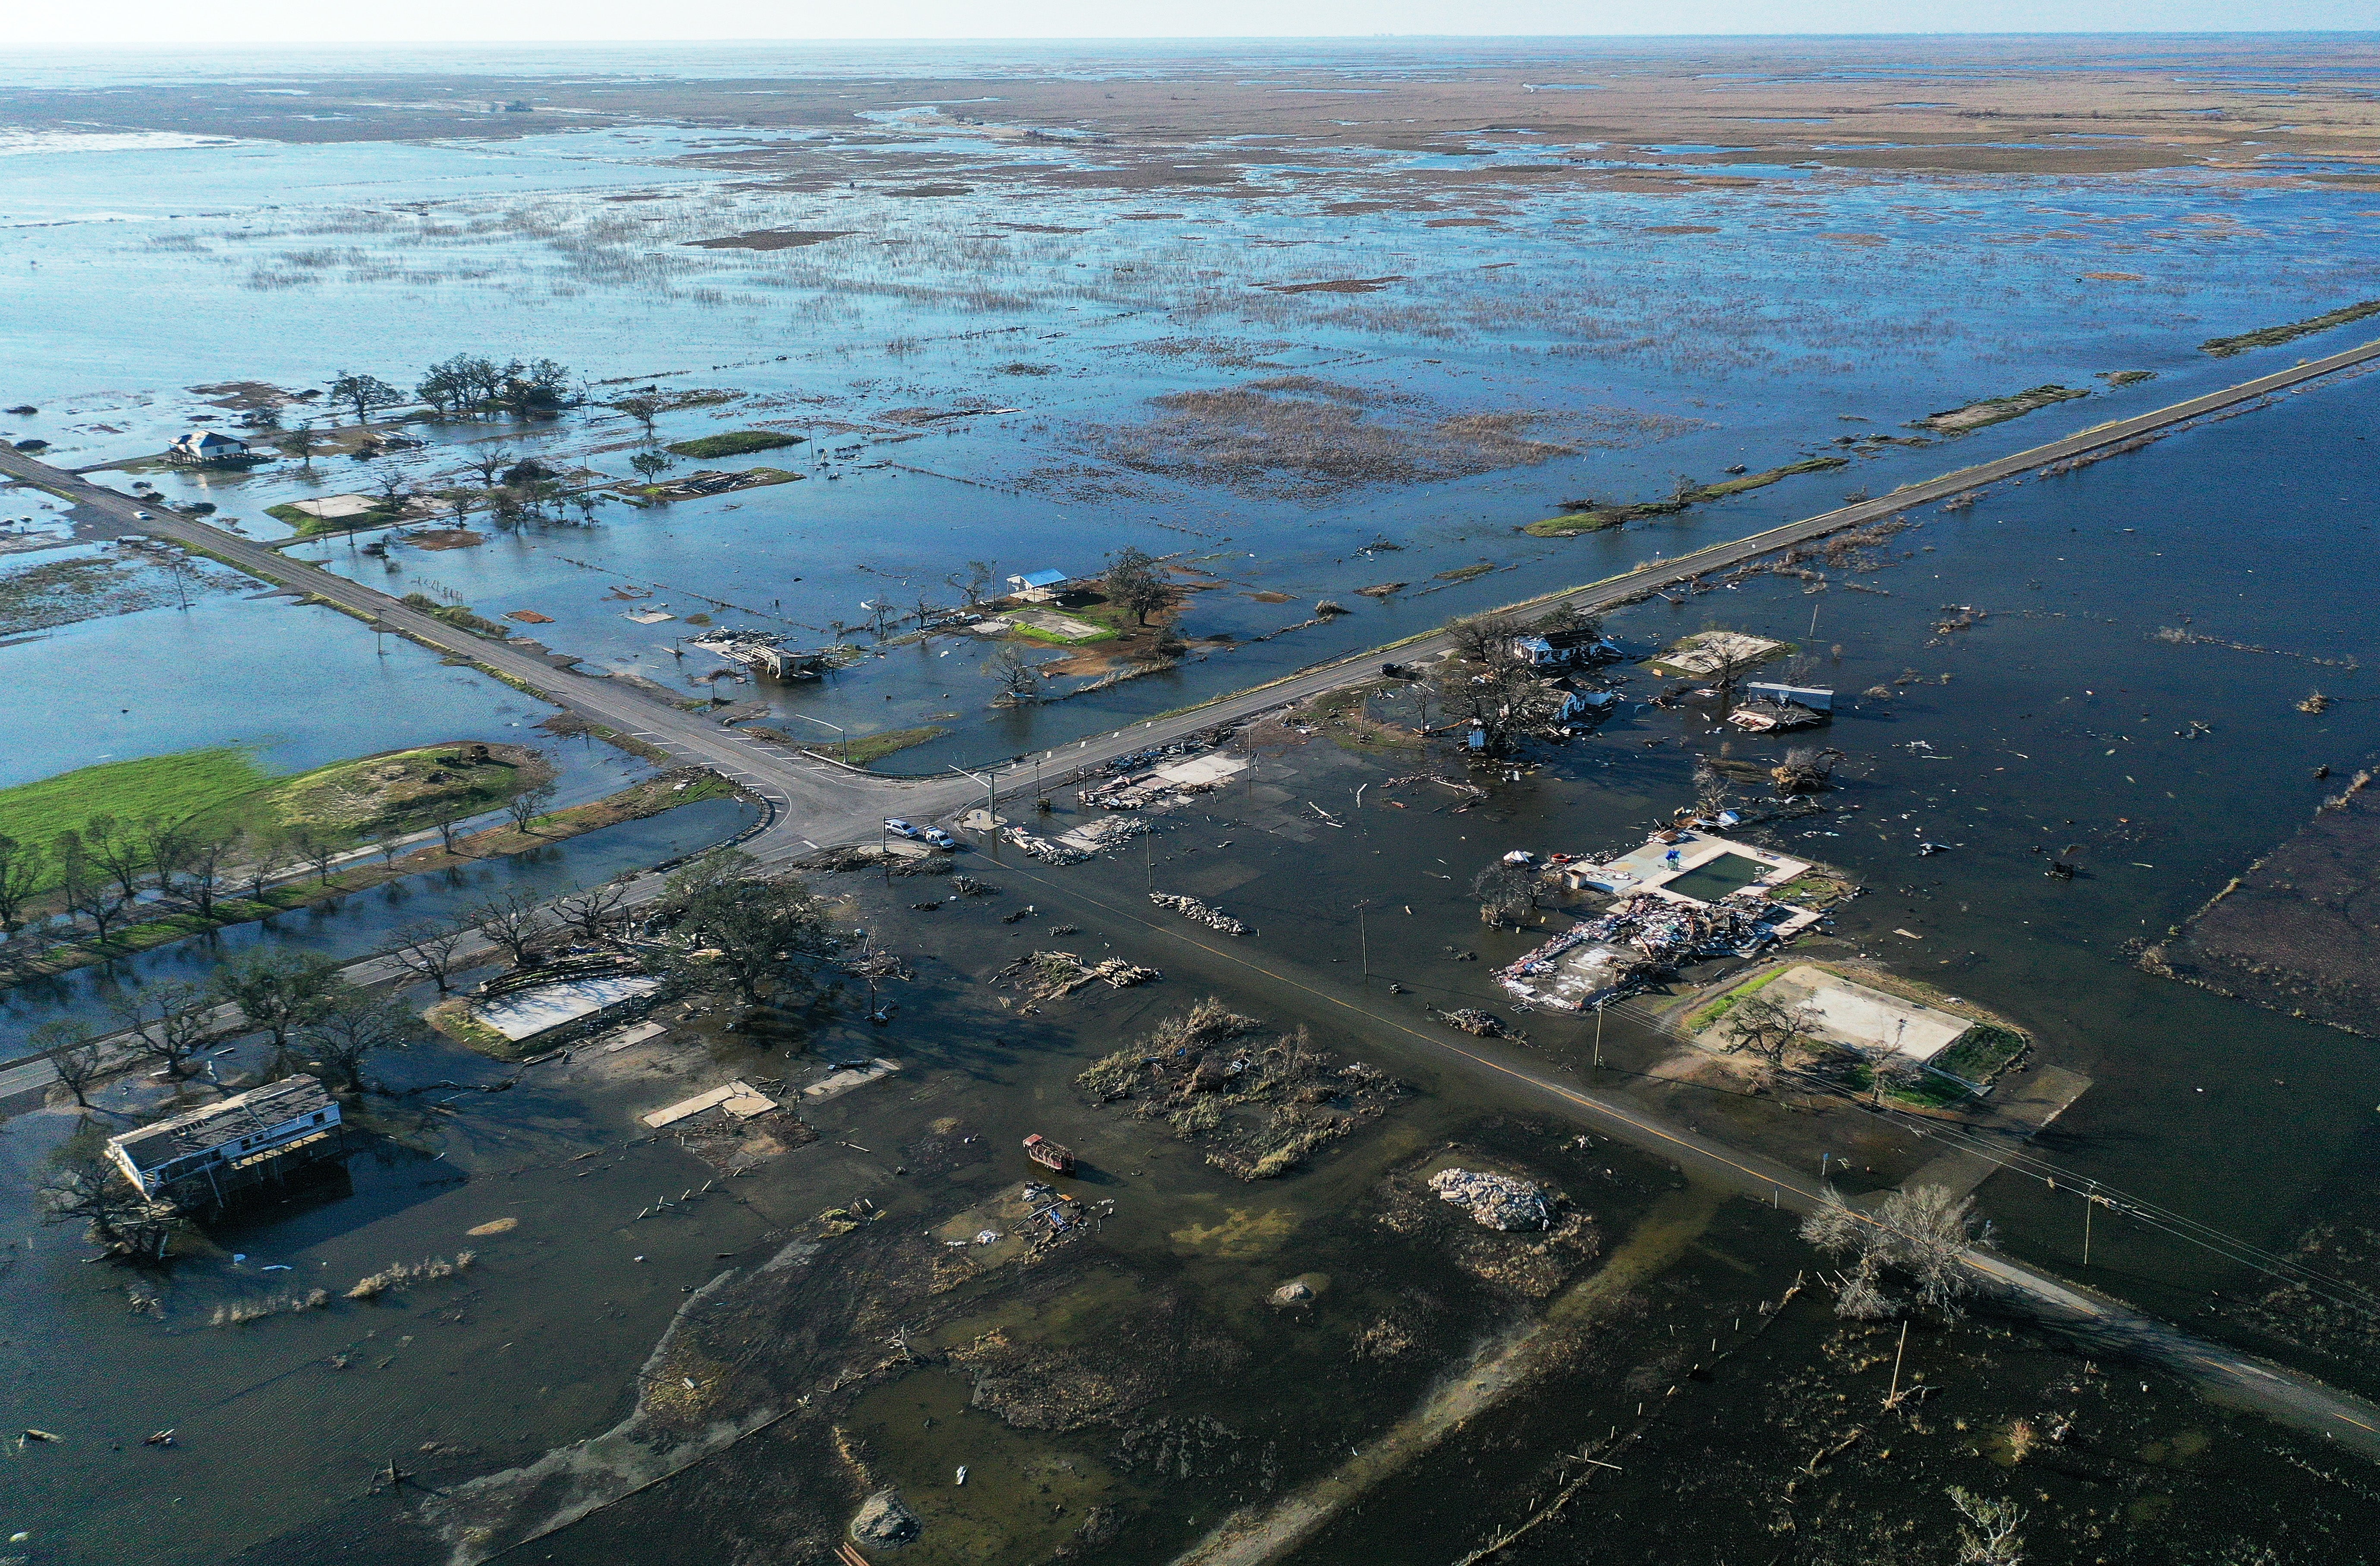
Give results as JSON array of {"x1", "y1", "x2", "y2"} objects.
[{"x1": 20, "y1": 3, "x2": 2379, "y2": 46}]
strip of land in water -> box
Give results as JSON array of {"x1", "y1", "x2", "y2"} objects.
[{"x1": 5, "y1": 332, "x2": 2377, "y2": 870}]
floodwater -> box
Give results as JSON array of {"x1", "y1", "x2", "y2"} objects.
[
  {"x1": 5, "y1": 40, "x2": 2380, "y2": 1566},
  {"x1": 6, "y1": 70, "x2": 2379, "y2": 775},
  {"x1": 0, "y1": 796, "x2": 756, "y2": 1056}
]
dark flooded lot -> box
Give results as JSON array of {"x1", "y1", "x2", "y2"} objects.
[{"x1": 6, "y1": 37, "x2": 2380, "y2": 1566}]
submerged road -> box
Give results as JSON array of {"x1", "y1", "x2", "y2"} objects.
[{"x1": 4, "y1": 334, "x2": 2377, "y2": 864}]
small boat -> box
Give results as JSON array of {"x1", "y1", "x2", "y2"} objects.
[
  {"x1": 955, "y1": 1466, "x2": 968, "y2": 1486},
  {"x1": 1022, "y1": 1134, "x2": 1074, "y2": 1174}
]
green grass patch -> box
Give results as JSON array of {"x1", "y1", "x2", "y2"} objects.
[
  {"x1": 0, "y1": 742, "x2": 546, "y2": 895},
  {"x1": 1011, "y1": 622, "x2": 1118, "y2": 646},
  {"x1": 265, "y1": 501, "x2": 398, "y2": 537},
  {"x1": 2201, "y1": 298, "x2": 2380, "y2": 358},
  {"x1": 664, "y1": 430, "x2": 805, "y2": 459},
  {"x1": 1934, "y1": 1022, "x2": 2030, "y2": 1085},
  {"x1": 424, "y1": 996, "x2": 522, "y2": 1058},
  {"x1": 1525, "y1": 456, "x2": 1851, "y2": 537},
  {"x1": 0, "y1": 749, "x2": 269, "y2": 878},
  {"x1": 811, "y1": 725, "x2": 952, "y2": 769},
  {"x1": 1685, "y1": 965, "x2": 1790, "y2": 1034}
]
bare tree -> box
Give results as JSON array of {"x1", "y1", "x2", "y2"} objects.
[
  {"x1": 211, "y1": 951, "x2": 343, "y2": 1065},
  {"x1": 469, "y1": 447, "x2": 514, "y2": 490},
  {"x1": 1447, "y1": 612, "x2": 1526, "y2": 665},
  {"x1": 1103, "y1": 546, "x2": 1170, "y2": 625},
  {"x1": 38, "y1": 1130, "x2": 185, "y2": 1258},
  {"x1": 390, "y1": 917, "x2": 472, "y2": 994},
  {"x1": 554, "y1": 879, "x2": 630, "y2": 941},
  {"x1": 1470, "y1": 860, "x2": 1537, "y2": 928},
  {"x1": 1800, "y1": 1183, "x2": 1991, "y2": 1320},
  {"x1": 298, "y1": 989, "x2": 420, "y2": 1094},
  {"x1": 472, "y1": 891, "x2": 550, "y2": 967},
  {"x1": 35, "y1": 1020, "x2": 106, "y2": 1110},
  {"x1": 179, "y1": 830, "x2": 242, "y2": 921},
  {"x1": 506, "y1": 777, "x2": 560, "y2": 834},
  {"x1": 952, "y1": 559, "x2": 995, "y2": 608},
  {"x1": 1724, "y1": 993, "x2": 1821, "y2": 1070},
  {"x1": 0, "y1": 832, "x2": 43, "y2": 931},
  {"x1": 243, "y1": 829, "x2": 292, "y2": 902},
  {"x1": 653, "y1": 870, "x2": 837, "y2": 1007},
  {"x1": 986, "y1": 645, "x2": 1044, "y2": 705},
  {"x1": 55, "y1": 831, "x2": 127, "y2": 944},
  {"x1": 1949, "y1": 1487, "x2": 2026, "y2": 1566},
  {"x1": 374, "y1": 832, "x2": 406, "y2": 867},
  {"x1": 141, "y1": 818, "x2": 193, "y2": 900},
  {"x1": 1693, "y1": 631, "x2": 1770, "y2": 712},
  {"x1": 113, "y1": 979, "x2": 218, "y2": 1080},
  {"x1": 289, "y1": 825, "x2": 340, "y2": 885},
  {"x1": 430, "y1": 801, "x2": 466, "y2": 855},
  {"x1": 370, "y1": 462, "x2": 413, "y2": 516},
  {"x1": 611, "y1": 393, "x2": 663, "y2": 440},
  {"x1": 82, "y1": 814, "x2": 150, "y2": 904}
]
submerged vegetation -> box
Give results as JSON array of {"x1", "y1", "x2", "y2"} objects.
[
  {"x1": 2201, "y1": 297, "x2": 2380, "y2": 358},
  {"x1": 1526, "y1": 455, "x2": 1851, "y2": 535},
  {"x1": 663, "y1": 429, "x2": 804, "y2": 458}
]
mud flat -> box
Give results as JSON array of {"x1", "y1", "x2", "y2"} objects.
[{"x1": 2142, "y1": 769, "x2": 2380, "y2": 1037}]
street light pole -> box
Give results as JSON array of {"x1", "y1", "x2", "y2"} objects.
[
  {"x1": 788, "y1": 712, "x2": 848, "y2": 765},
  {"x1": 1356, "y1": 899, "x2": 1370, "y2": 979}
]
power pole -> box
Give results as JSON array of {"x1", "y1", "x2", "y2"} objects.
[{"x1": 1356, "y1": 899, "x2": 1370, "y2": 979}]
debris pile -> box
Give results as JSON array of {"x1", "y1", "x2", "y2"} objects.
[
  {"x1": 1428, "y1": 1168, "x2": 1553, "y2": 1232},
  {"x1": 1075, "y1": 1001, "x2": 1405, "y2": 1180},
  {"x1": 850, "y1": 1489, "x2": 922, "y2": 1550},
  {"x1": 995, "y1": 949, "x2": 1162, "y2": 1005},
  {"x1": 1578, "y1": 891, "x2": 1778, "y2": 963},
  {"x1": 1432, "y1": 1007, "x2": 1527, "y2": 1041},
  {"x1": 1003, "y1": 827, "x2": 1088, "y2": 866},
  {"x1": 1151, "y1": 891, "x2": 1251, "y2": 935}
]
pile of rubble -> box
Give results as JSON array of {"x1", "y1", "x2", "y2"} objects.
[
  {"x1": 1579, "y1": 891, "x2": 1775, "y2": 964},
  {"x1": 1428, "y1": 1168, "x2": 1553, "y2": 1232},
  {"x1": 1433, "y1": 1007, "x2": 1526, "y2": 1042},
  {"x1": 1003, "y1": 827, "x2": 1088, "y2": 866},
  {"x1": 1150, "y1": 891, "x2": 1251, "y2": 935},
  {"x1": 995, "y1": 949, "x2": 1163, "y2": 1004}
]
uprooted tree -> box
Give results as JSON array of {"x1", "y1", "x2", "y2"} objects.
[{"x1": 1800, "y1": 1183, "x2": 1993, "y2": 1320}]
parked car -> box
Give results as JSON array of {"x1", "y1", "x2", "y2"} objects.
[
  {"x1": 883, "y1": 818, "x2": 921, "y2": 840},
  {"x1": 919, "y1": 826, "x2": 956, "y2": 850}
]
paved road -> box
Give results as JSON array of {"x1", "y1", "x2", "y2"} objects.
[
  {"x1": 9, "y1": 343, "x2": 2380, "y2": 1453},
  {"x1": 1001, "y1": 864, "x2": 2380, "y2": 1461},
  {"x1": 6, "y1": 334, "x2": 2375, "y2": 869}
]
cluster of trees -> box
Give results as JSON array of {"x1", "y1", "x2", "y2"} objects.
[
  {"x1": 37, "y1": 947, "x2": 425, "y2": 1112},
  {"x1": 1430, "y1": 604, "x2": 1605, "y2": 751},
  {"x1": 410, "y1": 357, "x2": 574, "y2": 421},
  {"x1": 0, "y1": 815, "x2": 340, "y2": 949},
  {"x1": 330, "y1": 355, "x2": 578, "y2": 431}
]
